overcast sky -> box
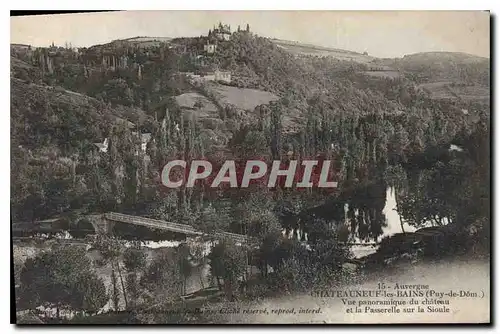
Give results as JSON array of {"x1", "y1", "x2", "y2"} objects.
[{"x1": 11, "y1": 10, "x2": 490, "y2": 58}]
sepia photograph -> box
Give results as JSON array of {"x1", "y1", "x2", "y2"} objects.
[{"x1": 10, "y1": 10, "x2": 490, "y2": 324}]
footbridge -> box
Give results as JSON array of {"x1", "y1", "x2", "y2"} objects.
[{"x1": 96, "y1": 212, "x2": 252, "y2": 244}]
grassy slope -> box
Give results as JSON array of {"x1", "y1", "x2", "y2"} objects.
[
  {"x1": 272, "y1": 39, "x2": 374, "y2": 64},
  {"x1": 206, "y1": 83, "x2": 279, "y2": 111}
]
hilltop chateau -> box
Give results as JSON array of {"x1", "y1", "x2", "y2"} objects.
[
  {"x1": 207, "y1": 22, "x2": 251, "y2": 42},
  {"x1": 191, "y1": 22, "x2": 251, "y2": 83},
  {"x1": 209, "y1": 22, "x2": 232, "y2": 41}
]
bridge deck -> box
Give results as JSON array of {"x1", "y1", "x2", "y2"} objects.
[{"x1": 104, "y1": 212, "x2": 251, "y2": 244}]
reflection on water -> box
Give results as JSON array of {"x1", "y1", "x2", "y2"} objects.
[
  {"x1": 349, "y1": 187, "x2": 414, "y2": 258},
  {"x1": 123, "y1": 187, "x2": 412, "y2": 263},
  {"x1": 14, "y1": 187, "x2": 428, "y2": 258},
  {"x1": 382, "y1": 187, "x2": 416, "y2": 236}
]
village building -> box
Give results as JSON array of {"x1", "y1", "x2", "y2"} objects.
[
  {"x1": 182, "y1": 69, "x2": 232, "y2": 84},
  {"x1": 214, "y1": 70, "x2": 231, "y2": 83},
  {"x1": 140, "y1": 133, "x2": 152, "y2": 152},
  {"x1": 93, "y1": 138, "x2": 109, "y2": 153},
  {"x1": 203, "y1": 43, "x2": 217, "y2": 54},
  {"x1": 92, "y1": 132, "x2": 152, "y2": 157},
  {"x1": 191, "y1": 70, "x2": 231, "y2": 84}
]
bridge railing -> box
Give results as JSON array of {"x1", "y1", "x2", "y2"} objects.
[
  {"x1": 105, "y1": 212, "x2": 202, "y2": 235},
  {"x1": 104, "y1": 212, "x2": 255, "y2": 244}
]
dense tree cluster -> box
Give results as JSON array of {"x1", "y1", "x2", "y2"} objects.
[{"x1": 12, "y1": 31, "x2": 490, "y2": 321}]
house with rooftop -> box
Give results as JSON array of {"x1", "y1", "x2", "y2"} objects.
[
  {"x1": 93, "y1": 138, "x2": 109, "y2": 153},
  {"x1": 140, "y1": 133, "x2": 152, "y2": 152},
  {"x1": 214, "y1": 70, "x2": 231, "y2": 83},
  {"x1": 183, "y1": 68, "x2": 232, "y2": 85},
  {"x1": 203, "y1": 42, "x2": 217, "y2": 54}
]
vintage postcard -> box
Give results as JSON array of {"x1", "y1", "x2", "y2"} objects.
[{"x1": 10, "y1": 10, "x2": 490, "y2": 324}]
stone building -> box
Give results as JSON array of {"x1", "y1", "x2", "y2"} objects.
[
  {"x1": 203, "y1": 43, "x2": 217, "y2": 54},
  {"x1": 211, "y1": 22, "x2": 232, "y2": 41},
  {"x1": 214, "y1": 70, "x2": 231, "y2": 83}
]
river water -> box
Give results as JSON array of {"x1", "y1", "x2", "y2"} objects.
[
  {"x1": 16, "y1": 186, "x2": 483, "y2": 322},
  {"x1": 350, "y1": 187, "x2": 416, "y2": 258},
  {"x1": 142, "y1": 187, "x2": 413, "y2": 258}
]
